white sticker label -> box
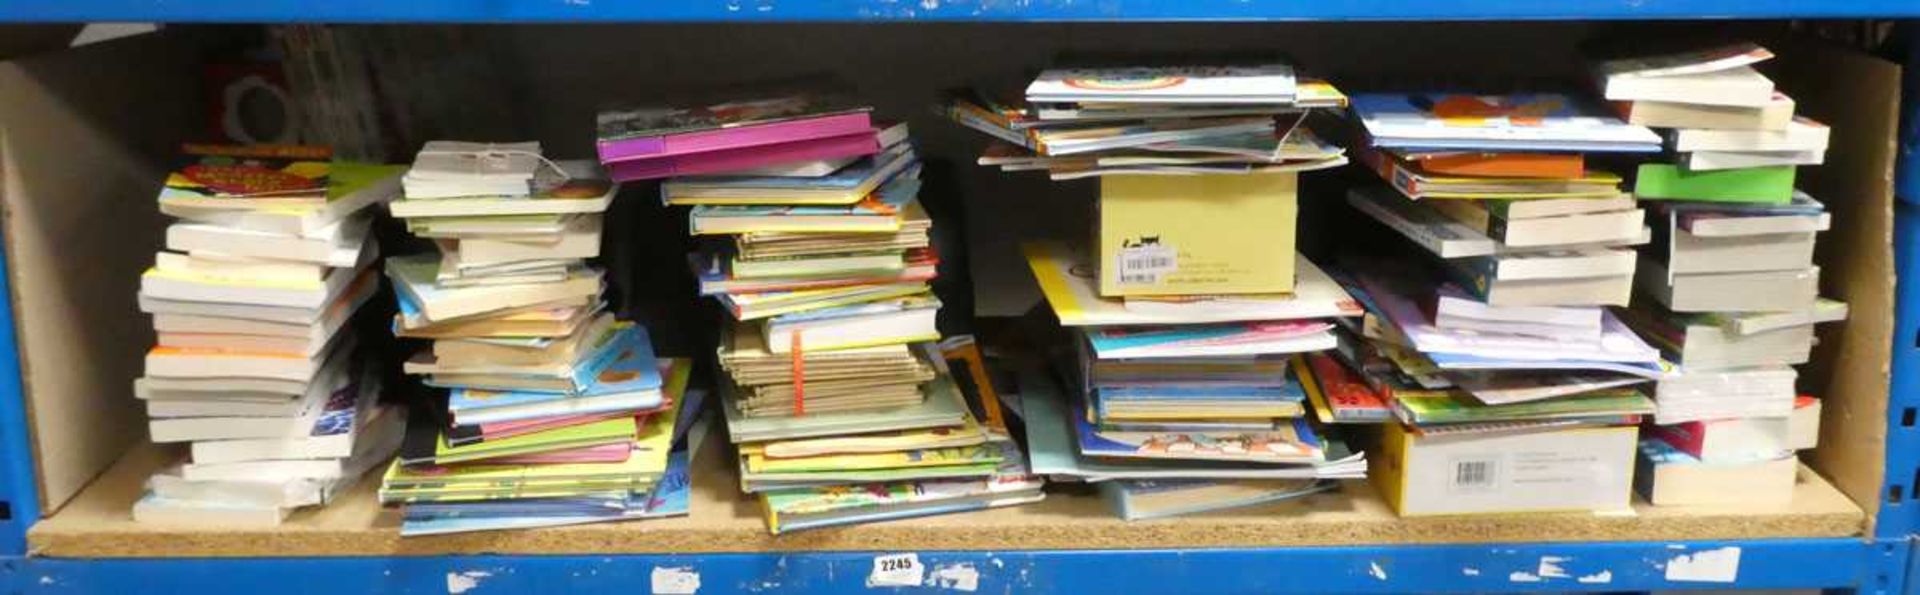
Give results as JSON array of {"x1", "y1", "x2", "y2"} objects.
[
  {"x1": 1116, "y1": 243, "x2": 1177, "y2": 285},
  {"x1": 868, "y1": 553, "x2": 926, "y2": 587},
  {"x1": 650, "y1": 566, "x2": 701, "y2": 594}
]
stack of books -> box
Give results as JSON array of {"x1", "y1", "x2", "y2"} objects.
[
  {"x1": 375, "y1": 141, "x2": 697, "y2": 535},
  {"x1": 597, "y1": 93, "x2": 1044, "y2": 534},
  {"x1": 132, "y1": 144, "x2": 406, "y2": 526},
  {"x1": 1344, "y1": 91, "x2": 1672, "y2": 516},
  {"x1": 945, "y1": 64, "x2": 1349, "y2": 181},
  {"x1": 1597, "y1": 43, "x2": 1844, "y2": 507},
  {"x1": 939, "y1": 64, "x2": 1370, "y2": 520}
]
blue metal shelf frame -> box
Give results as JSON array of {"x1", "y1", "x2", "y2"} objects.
[
  {"x1": 2, "y1": 539, "x2": 1912, "y2": 594},
  {"x1": 3, "y1": 0, "x2": 1920, "y2": 23}
]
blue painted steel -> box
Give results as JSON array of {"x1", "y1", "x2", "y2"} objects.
[
  {"x1": 4, "y1": 0, "x2": 1920, "y2": 23},
  {"x1": 0, "y1": 226, "x2": 40, "y2": 557},
  {"x1": 1884, "y1": 204, "x2": 1920, "y2": 539},
  {"x1": 7, "y1": 539, "x2": 1897, "y2": 594}
]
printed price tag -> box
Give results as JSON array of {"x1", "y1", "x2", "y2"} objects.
[
  {"x1": 1116, "y1": 243, "x2": 1177, "y2": 285},
  {"x1": 867, "y1": 553, "x2": 925, "y2": 587}
]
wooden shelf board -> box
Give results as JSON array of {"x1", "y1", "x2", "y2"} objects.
[{"x1": 28, "y1": 441, "x2": 1865, "y2": 558}]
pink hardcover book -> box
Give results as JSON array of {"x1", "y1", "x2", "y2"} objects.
[
  {"x1": 605, "y1": 131, "x2": 880, "y2": 182},
  {"x1": 596, "y1": 93, "x2": 873, "y2": 161}
]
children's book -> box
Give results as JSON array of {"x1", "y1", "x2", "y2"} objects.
[
  {"x1": 157, "y1": 144, "x2": 333, "y2": 208},
  {"x1": 663, "y1": 144, "x2": 918, "y2": 205},
  {"x1": 595, "y1": 92, "x2": 872, "y2": 161},
  {"x1": 1100, "y1": 478, "x2": 1336, "y2": 520},
  {"x1": 758, "y1": 437, "x2": 1043, "y2": 534},
  {"x1": 688, "y1": 174, "x2": 919, "y2": 235},
  {"x1": 1294, "y1": 353, "x2": 1392, "y2": 424},
  {"x1": 1351, "y1": 93, "x2": 1662, "y2": 152},
  {"x1": 1027, "y1": 64, "x2": 1298, "y2": 104},
  {"x1": 449, "y1": 353, "x2": 676, "y2": 426},
  {"x1": 388, "y1": 162, "x2": 616, "y2": 218},
  {"x1": 1393, "y1": 389, "x2": 1654, "y2": 425},
  {"x1": 1084, "y1": 322, "x2": 1335, "y2": 359},
  {"x1": 1073, "y1": 407, "x2": 1325, "y2": 464},
  {"x1": 1024, "y1": 242, "x2": 1361, "y2": 326}
]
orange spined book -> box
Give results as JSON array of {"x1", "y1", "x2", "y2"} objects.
[{"x1": 1402, "y1": 152, "x2": 1585, "y2": 179}]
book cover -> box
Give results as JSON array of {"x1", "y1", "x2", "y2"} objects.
[
  {"x1": 688, "y1": 173, "x2": 920, "y2": 235},
  {"x1": 1098, "y1": 173, "x2": 1298, "y2": 296},
  {"x1": 158, "y1": 144, "x2": 332, "y2": 206},
  {"x1": 744, "y1": 442, "x2": 1003, "y2": 474},
  {"x1": 1084, "y1": 322, "x2": 1333, "y2": 359},
  {"x1": 665, "y1": 144, "x2": 916, "y2": 198},
  {"x1": 596, "y1": 93, "x2": 871, "y2": 152},
  {"x1": 1023, "y1": 241, "x2": 1360, "y2": 326},
  {"x1": 1296, "y1": 353, "x2": 1392, "y2": 423},
  {"x1": 1633, "y1": 164, "x2": 1795, "y2": 204},
  {"x1": 1351, "y1": 93, "x2": 1661, "y2": 152},
  {"x1": 1026, "y1": 65, "x2": 1298, "y2": 103},
  {"x1": 1072, "y1": 408, "x2": 1325, "y2": 463}
]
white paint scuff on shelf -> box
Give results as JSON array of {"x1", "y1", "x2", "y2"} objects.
[
  {"x1": 651, "y1": 566, "x2": 702, "y2": 594},
  {"x1": 1536, "y1": 556, "x2": 1571, "y2": 579},
  {"x1": 446, "y1": 570, "x2": 493, "y2": 594},
  {"x1": 1663, "y1": 546, "x2": 1742, "y2": 583},
  {"x1": 927, "y1": 563, "x2": 982, "y2": 592},
  {"x1": 1578, "y1": 570, "x2": 1615, "y2": 584}
]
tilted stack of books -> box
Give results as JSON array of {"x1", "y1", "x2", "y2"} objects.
[
  {"x1": 1343, "y1": 89, "x2": 1671, "y2": 516},
  {"x1": 133, "y1": 144, "x2": 406, "y2": 526},
  {"x1": 944, "y1": 64, "x2": 1348, "y2": 181},
  {"x1": 596, "y1": 91, "x2": 1041, "y2": 534},
  {"x1": 1596, "y1": 43, "x2": 1842, "y2": 507},
  {"x1": 376, "y1": 141, "x2": 700, "y2": 535},
  {"x1": 942, "y1": 64, "x2": 1371, "y2": 520}
]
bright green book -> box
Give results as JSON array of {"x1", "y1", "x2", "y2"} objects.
[
  {"x1": 1393, "y1": 389, "x2": 1653, "y2": 424},
  {"x1": 1633, "y1": 164, "x2": 1795, "y2": 204}
]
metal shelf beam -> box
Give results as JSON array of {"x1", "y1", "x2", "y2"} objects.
[
  {"x1": 3, "y1": 0, "x2": 1920, "y2": 24},
  {"x1": 4, "y1": 539, "x2": 1910, "y2": 594}
]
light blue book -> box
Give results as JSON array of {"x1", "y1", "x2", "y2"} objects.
[
  {"x1": 1100, "y1": 478, "x2": 1337, "y2": 521},
  {"x1": 1351, "y1": 92, "x2": 1662, "y2": 153},
  {"x1": 446, "y1": 325, "x2": 663, "y2": 414},
  {"x1": 399, "y1": 434, "x2": 698, "y2": 536}
]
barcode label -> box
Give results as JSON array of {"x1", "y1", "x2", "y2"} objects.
[
  {"x1": 1116, "y1": 243, "x2": 1177, "y2": 285},
  {"x1": 1449, "y1": 457, "x2": 1496, "y2": 493}
]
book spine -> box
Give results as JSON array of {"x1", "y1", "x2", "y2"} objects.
[{"x1": 1645, "y1": 422, "x2": 1708, "y2": 459}]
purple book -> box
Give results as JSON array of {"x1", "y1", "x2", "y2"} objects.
[
  {"x1": 604, "y1": 131, "x2": 879, "y2": 182},
  {"x1": 595, "y1": 94, "x2": 874, "y2": 163}
]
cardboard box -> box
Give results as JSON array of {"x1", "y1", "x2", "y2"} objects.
[
  {"x1": 1097, "y1": 172, "x2": 1297, "y2": 297},
  {"x1": 1370, "y1": 423, "x2": 1636, "y2": 516}
]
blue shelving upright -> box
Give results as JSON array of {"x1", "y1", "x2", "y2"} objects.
[{"x1": 3, "y1": 7, "x2": 1920, "y2": 594}]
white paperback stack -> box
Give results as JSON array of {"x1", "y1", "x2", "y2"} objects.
[
  {"x1": 133, "y1": 145, "x2": 407, "y2": 526},
  {"x1": 1599, "y1": 43, "x2": 1846, "y2": 506}
]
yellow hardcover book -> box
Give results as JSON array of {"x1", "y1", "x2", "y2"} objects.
[
  {"x1": 1098, "y1": 173, "x2": 1298, "y2": 297},
  {"x1": 1292, "y1": 355, "x2": 1337, "y2": 425},
  {"x1": 753, "y1": 414, "x2": 987, "y2": 458},
  {"x1": 742, "y1": 442, "x2": 1003, "y2": 474}
]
